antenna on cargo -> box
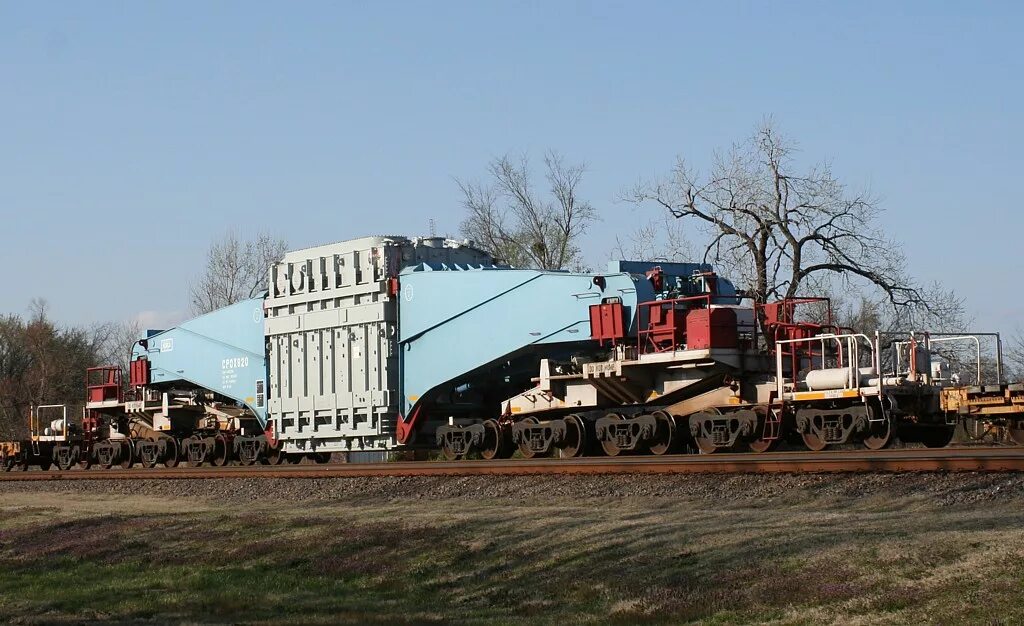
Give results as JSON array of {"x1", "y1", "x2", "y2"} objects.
[{"x1": 429, "y1": 219, "x2": 437, "y2": 237}]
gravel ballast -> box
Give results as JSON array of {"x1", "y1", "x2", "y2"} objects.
[{"x1": 2, "y1": 471, "x2": 1024, "y2": 506}]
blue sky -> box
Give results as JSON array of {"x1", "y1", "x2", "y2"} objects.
[{"x1": 1, "y1": 1, "x2": 1022, "y2": 332}]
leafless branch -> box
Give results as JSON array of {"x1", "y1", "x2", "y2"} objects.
[
  {"x1": 628, "y1": 120, "x2": 946, "y2": 322},
  {"x1": 190, "y1": 231, "x2": 288, "y2": 314},
  {"x1": 458, "y1": 152, "x2": 598, "y2": 270}
]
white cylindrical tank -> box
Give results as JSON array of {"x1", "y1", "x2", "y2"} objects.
[
  {"x1": 805, "y1": 367, "x2": 878, "y2": 391},
  {"x1": 805, "y1": 368, "x2": 851, "y2": 391}
]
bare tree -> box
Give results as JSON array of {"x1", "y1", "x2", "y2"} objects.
[
  {"x1": 611, "y1": 213, "x2": 693, "y2": 263},
  {"x1": 821, "y1": 283, "x2": 968, "y2": 338},
  {"x1": 93, "y1": 318, "x2": 143, "y2": 382},
  {"x1": 190, "y1": 231, "x2": 287, "y2": 314},
  {"x1": 824, "y1": 284, "x2": 988, "y2": 378},
  {"x1": 458, "y1": 152, "x2": 598, "y2": 270},
  {"x1": 1003, "y1": 329, "x2": 1024, "y2": 382},
  {"x1": 629, "y1": 121, "x2": 945, "y2": 322}
]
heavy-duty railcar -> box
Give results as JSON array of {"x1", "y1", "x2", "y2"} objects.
[{"x1": 3, "y1": 234, "x2": 1024, "y2": 471}]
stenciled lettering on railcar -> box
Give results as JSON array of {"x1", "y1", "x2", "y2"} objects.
[{"x1": 221, "y1": 357, "x2": 249, "y2": 390}]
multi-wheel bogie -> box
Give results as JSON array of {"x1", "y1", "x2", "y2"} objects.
[
  {"x1": 0, "y1": 390, "x2": 331, "y2": 472},
  {"x1": 432, "y1": 390, "x2": 971, "y2": 461},
  {"x1": 0, "y1": 425, "x2": 335, "y2": 472},
  {"x1": 432, "y1": 298, "x2": 1015, "y2": 460}
]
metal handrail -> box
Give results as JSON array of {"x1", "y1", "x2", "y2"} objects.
[
  {"x1": 894, "y1": 332, "x2": 1003, "y2": 386},
  {"x1": 775, "y1": 332, "x2": 881, "y2": 398},
  {"x1": 30, "y1": 404, "x2": 68, "y2": 445}
]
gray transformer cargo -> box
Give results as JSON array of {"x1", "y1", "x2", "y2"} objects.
[{"x1": 264, "y1": 236, "x2": 493, "y2": 454}]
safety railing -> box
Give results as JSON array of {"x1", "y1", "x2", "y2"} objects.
[
  {"x1": 890, "y1": 332, "x2": 1003, "y2": 386},
  {"x1": 30, "y1": 404, "x2": 69, "y2": 445},
  {"x1": 774, "y1": 332, "x2": 882, "y2": 401}
]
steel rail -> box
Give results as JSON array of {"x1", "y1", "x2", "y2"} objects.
[{"x1": 2, "y1": 448, "x2": 1024, "y2": 481}]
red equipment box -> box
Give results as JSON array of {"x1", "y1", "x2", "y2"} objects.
[
  {"x1": 686, "y1": 308, "x2": 739, "y2": 350},
  {"x1": 130, "y1": 358, "x2": 150, "y2": 387},
  {"x1": 589, "y1": 300, "x2": 625, "y2": 346}
]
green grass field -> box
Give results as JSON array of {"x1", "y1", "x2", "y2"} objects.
[{"x1": 1, "y1": 482, "x2": 1023, "y2": 625}]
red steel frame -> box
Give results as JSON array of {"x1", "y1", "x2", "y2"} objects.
[
  {"x1": 86, "y1": 366, "x2": 123, "y2": 404},
  {"x1": 637, "y1": 294, "x2": 713, "y2": 355},
  {"x1": 757, "y1": 297, "x2": 852, "y2": 381}
]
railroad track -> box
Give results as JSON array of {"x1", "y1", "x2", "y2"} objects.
[{"x1": 2, "y1": 447, "x2": 1024, "y2": 481}]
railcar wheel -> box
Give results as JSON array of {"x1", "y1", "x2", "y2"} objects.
[
  {"x1": 79, "y1": 448, "x2": 93, "y2": 470},
  {"x1": 98, "y1": 448, "x2": 116, "y2": 470},
  {"x1": 1, "y1": 452, "x2": 12, "y2": 472},
  {"x1": 693, "y1": 407, "x2": 723, "y2": 454},
  {"x1": 748, "y1": 408, "x2": 780, "y2": 453},
  {"x1": 138, "y1": 439, "x2": 157, "y2": 469},
  {"x1": 183, "y1": 437, "x2": 207, "y2": 468},
  {"x1": 748, "y1": 438, "x2": 778, "y2": 453},
  {"x1": 863, "y1": 416, "x2": 894, "y2": 451},
  {"x1": 38, "y1": 458, "x2": 52, "y2": 471},
  {"x1": 162, "y1": 438, "x2": 180, "y2": 468},
  {"x1": 480, "y1": 419, "x2": 512, "y2": 460},
  {"x1": 1009, "y1": 426, "x2": 1024, "y2": 446},
  {"x1": 801, "y1": 432, "x2": 829, "y2": 452},
  {"x1": 55, "y1": 445, "x2": 79, "y2": 471},
  {"x1": 649, "y1": 411, "x2": 677, "y2": 456},
  {"x1": 210, "y1": 435, "x2": 230, "y2": 467},
  {"x1": 237, "y1": 440, "x2": 260, "y2": 466},
  {"x1": 266, "y1": 445, "x2": 286, "y2": 465},
  {"x1": 286, "y1": 453, "x2": 303, "y2": 465},
  {"x1": 694, "y1": 438, "x2": 718, "y2": 454},
  {"x1": 312, "y1": 452, "x2": 332, "y2": 464},
  {"x1": 600, "y1": 414, "x2": 625, "y2": 457},
  {"x1": 119, "y1": 440, "x2": 136, "y2": 470},
  {"x1": 517, "y1": 417, "x2": 542, "y2": 459},
  {"x1": 560, "y1": 414, "x2": 589, "y2": 458},
  {"x1": 921, "y1": 426, "x2": 956, "y2": 449}
]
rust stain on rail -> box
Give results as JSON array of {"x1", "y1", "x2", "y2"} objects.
[{"x1": 2, "y1": 448, "x2": 1024, "y2": 481}]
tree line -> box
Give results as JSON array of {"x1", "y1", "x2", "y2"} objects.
[{"x1": 0, "y1": 301, "x2": 139, "y2": 439}]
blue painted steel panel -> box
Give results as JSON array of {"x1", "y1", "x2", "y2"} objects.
[
  {"x1": 398, "y1": 268, "x2": 651, "y2": 416},
  {"x1": 133, "y1": 298, "x2": 268, "y2": 424}
]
